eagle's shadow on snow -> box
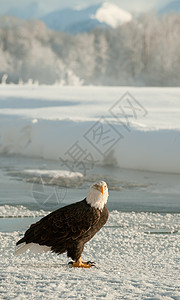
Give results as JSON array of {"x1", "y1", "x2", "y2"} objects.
[{"x1": 19, "y1": 262, "x2": 99, "y2": 270}]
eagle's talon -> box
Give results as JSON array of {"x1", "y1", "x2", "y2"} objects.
[
  {"x1": 69, "y1": 258, "x2": 96, "y2": 268},
  {"x1": 90, "y1": 263, "x2": 96, "y2": 267},
  {"x1": 87, "y1": 261, "x2": 96, "y2": 265}
]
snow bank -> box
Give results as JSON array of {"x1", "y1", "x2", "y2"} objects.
[
  {"x1": 9, "y1": 169, "x2": 84, "y2": 187},
  {"x1": 0, "y1": 205, "x2": 47, "y2": 218},
  {"x1": 21, "y1": 169, "x2": 83, "y2": 178},
  {"x1": 0, "y1": 85, "x2": 180, "y2": 174}
]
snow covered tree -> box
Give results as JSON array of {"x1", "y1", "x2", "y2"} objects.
[{"x1": 1, "y1": 12, "x2": 180, "y2": 86}]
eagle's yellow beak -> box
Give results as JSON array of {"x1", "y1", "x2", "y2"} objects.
[{"x1": 101, "y1": 186, "x2": 104, "y2": 195}]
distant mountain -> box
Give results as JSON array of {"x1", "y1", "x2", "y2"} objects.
[
  {"x1": 4, "y1": 2, "x2": 44, "y2": 19},
  {"x1": 2, "y1": 1, "x2": 132, "y2": 34},
  {"x1": 41, "y1": 2, "x2": 132, "y2": 34},
  {"x1": 159, "y1": 0, "x2": 180, "y2": 15}
]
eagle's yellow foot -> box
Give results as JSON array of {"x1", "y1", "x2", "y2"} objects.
[
  {"x1": 72, "y1": 261, "x2": 92, "y2": 268},
  {"x1": 68, "y1": 257, "x2": 95, "y2": 268}
]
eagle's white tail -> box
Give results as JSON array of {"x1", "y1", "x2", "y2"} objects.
[{"x1": 15, "y1": 243, "x2": 50, "y2": 255}]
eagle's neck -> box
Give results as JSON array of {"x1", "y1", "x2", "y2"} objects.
[{"x1": 86, "y1": 187, "x2": 108, "y2": 211}]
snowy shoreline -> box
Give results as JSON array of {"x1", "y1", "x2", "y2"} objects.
[
  {"x1": 0, "y1": 85, "x2": 180, "y2": 174},
  {"x1": 1, "y1": 204, "x2": 180, "y2": 232}
]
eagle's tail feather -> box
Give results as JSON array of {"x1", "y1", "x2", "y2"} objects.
[
  {"x1": 14, "y1": 242, "x2": 51, "y2": 256},
  {"x1": 15, "y1": 243, "x2": 32, "y2": 255}
]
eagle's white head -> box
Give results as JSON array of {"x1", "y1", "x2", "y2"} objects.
[{"x1": 86, "y1": 181, "x2": 108, "y2": 211}]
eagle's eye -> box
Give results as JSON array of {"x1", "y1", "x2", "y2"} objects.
[{"x1": 94, "y1": 184, "x2": 99, "y2": 189}]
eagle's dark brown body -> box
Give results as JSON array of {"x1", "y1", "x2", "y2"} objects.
[{"x1": 16, "y1": 199, "x2": 109, "y2": 261}]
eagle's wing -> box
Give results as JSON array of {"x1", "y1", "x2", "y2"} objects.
[{"x1": 16, "y1": 200, "x2": 101, "y2": 247}]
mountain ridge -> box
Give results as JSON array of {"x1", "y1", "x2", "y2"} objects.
[
  {"x1": 159, "y1": 0, "x2": 180, "y2": 14},
  {"x1": 2, "y1": 1, "x2": 132, "y2": 34}
]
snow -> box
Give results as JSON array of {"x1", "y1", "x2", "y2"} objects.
[
  {"x1": 92, "y1": 2, "x2": 132, "y2": 28},
  {"x1": 8, "y1": 168, "x2": 84, "y2": 191},
  {"x1": 0, "y1": 210, "x2": 180, "y2": 299},
  {"x1": 21, "y1": 169, "x2": 83, "y2": 178},
  {"x1": 0, "y1": 205, "x2": 48, "y2": 218},
  {"x1": 0, "y1": 85, "x2": 180, "y2": 174}
]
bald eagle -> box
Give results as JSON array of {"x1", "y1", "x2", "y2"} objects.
[{"x1": 15, "y1": 181, "x2": 109, "y2": 268}]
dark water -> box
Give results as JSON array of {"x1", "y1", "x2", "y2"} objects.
[{"x1": 0, "y1": 154, "x2": 180, "y2": 213}]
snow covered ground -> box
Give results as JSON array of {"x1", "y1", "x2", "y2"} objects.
[{"x1": 0, "y1": 208, "x2": 180, "y2": 299}]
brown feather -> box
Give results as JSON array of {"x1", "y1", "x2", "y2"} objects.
[{"x1": 16, "y1": 198, "x2": 109, "y2": 261}]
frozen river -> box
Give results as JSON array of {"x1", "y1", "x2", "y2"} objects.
[{"x1": 1, "y1": 154, "x2": 180, "y2": 216}]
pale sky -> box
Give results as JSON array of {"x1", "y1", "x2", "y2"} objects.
[{"x1": 0, "y1": 0, "x2": 171, "y2": 14}]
